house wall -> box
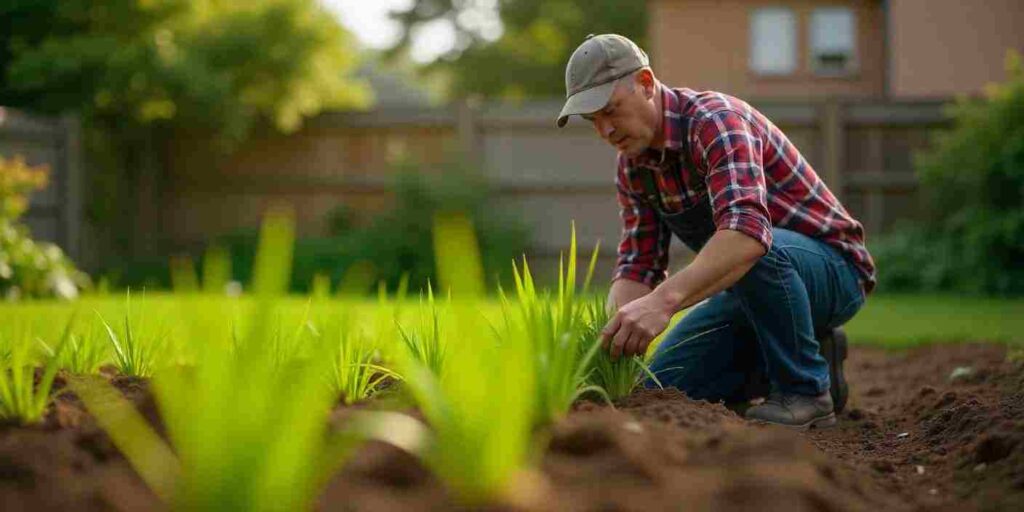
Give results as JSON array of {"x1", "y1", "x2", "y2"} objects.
[
  {"x1": 888, "y1": 0, "x2": 1024, "y2": 99},
  {"x1": 649, "y1": 0, "x2": 886, "y2": 100}
]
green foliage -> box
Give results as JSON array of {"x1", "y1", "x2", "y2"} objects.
[
  {"x1": 317, "y1": 316, "x2": 400, "y2": 405},
  {"x1": 500, "y1": 225, "x2": 607, "y2": 425},
  {"x1": 215, "y1": 163, "x2": 529, "y2": 295},
  {"x1": 0, "y1": 0, "x2": 371, "y2": 262},
  {"x1": 1, "y1": 0, "x2": 370, "y2": 138},
  {"x1": 0, "y1": 320, "x2": 69, "y2": 424},
  {"x1": 388, "y1": 0, "x2": 647, "y2": 99},
  {"x1": 579, "y1": 299, "x2": 661, "y2": 401},
  {"x1": 70, "y1": 209, "x2": 413, "y2": 511},
  {"x1": 876, "y1": 51, "x2": 1024, "y2": 295},
  {"x1": 98, "y1": 292, "x2": 168, "y2": 377},
  {"x1": 396, "y1": 283, "x2": 448, "y2": 377},
  {"x1": 349, "y1": 164, "x2": 530, "y2": 293},
  {"x1": 38, "y1": 315, "x2": 109, "y2": 375},
  {"x1": 0, "y1": 154, "x2": 89, "y2": 299},
  {"x1": 402, "y1": 303, "x2": 538, "y2": 505}
]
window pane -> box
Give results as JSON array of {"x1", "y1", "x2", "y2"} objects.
[
  {"x1": 750, "y1": 7, "x2": 797, "y2": 75},
  {"x1": 810, "y1": 7, "x2": 857, "y2": 74}
]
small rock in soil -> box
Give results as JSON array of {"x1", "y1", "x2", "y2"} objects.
[{"x1": 949, "y1": 366, "x2": 974, "y2": 382}]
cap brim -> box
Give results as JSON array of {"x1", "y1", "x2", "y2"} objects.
[{"x1": 556, "y1": 80, "x2": 617, "y2": 128}]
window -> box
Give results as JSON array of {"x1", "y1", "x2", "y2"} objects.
[
  {"x1": 749, "y1": 7, "x2": 798, "y2": 75},
  {"x1": 810, "y1": 7, "x2": 857, "y2": 75}
]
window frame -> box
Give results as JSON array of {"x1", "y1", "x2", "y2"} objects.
[
  {"x1": 748, "y1": 6, "x2": 799, "y2": 76},
  {"x1": 808, "y1": 6, "x2": 859, "y2": 77}
]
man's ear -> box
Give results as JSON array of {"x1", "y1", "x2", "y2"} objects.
[{"x1": 637, "y1": 69, "x2": 656, "y2": 99}]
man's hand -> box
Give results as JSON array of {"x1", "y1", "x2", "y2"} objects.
[{"x1": 600, "y1": 290, "x2": 675, "y2": 360}]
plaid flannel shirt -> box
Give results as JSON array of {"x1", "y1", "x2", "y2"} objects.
[{"x1": 613, "y1": 85, "x2": 876, "y2": 293}]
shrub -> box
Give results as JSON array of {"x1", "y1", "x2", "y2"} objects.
[
  {"x1": 217, "y1": 162, "x2": 530, "y2": 294},
  {"x1": 0, "y1": 154, "x2": 89, "y2": 299},
  {"x1": 875, "y1": 51, "x2": 1024, "y2": 295}
]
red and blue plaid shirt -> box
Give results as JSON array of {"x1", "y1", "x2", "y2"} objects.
[{"x1": 613, "y1": 85, "x2": 876, "y2": 293}]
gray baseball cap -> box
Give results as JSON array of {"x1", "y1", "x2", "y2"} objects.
[{"x1": 556, "y1": 34, "x2": 649, "y2": 128}]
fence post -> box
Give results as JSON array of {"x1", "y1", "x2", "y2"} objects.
[
  {"x1": 454, "y1": 98, "x2": 481, "y2": 167},
  {"x1": 60, "y1": 114, "x2": 83, "y2": 264},
  {"x1": 821, "y1": 100, "x2": 845, "y2": 200}
]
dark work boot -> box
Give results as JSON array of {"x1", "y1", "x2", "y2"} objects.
[
  {"x1": 744, "y1": 391, "x2": 836, "y2": 429},
  {"x1": 817, "y1": 327, "x2": 849, "y2": 414}
]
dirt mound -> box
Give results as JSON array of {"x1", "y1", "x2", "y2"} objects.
[
  {"x1": 543, "y1": 405, "x2": 889, "y2": 512},
  {"x1": 3, "y1": 344, "x2": 1024, "y2": 511},
  {"x1": 808, "y1": 343, "x2": 1024, "y2": 511}
]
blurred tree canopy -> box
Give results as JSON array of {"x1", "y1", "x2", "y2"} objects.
[
  {"x1": 0, "y1": 0, "x2": 370, "y2": 140},
  {"x1": 387, "y1": 0, "x2": 647, "y2": 99},
  {"x1": 0, "y1": 0, "x2": 370, "y2": 260}
]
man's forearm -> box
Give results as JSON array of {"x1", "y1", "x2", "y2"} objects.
[
  {"x1": 652, "y1": 229, "x2": 765, "y2": 314},
  {"x1": 607, "y1": 277, "x2": 653, "y2": 313}
]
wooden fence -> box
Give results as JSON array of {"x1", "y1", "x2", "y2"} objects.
[
  {"x1": 2, "y1": 98, "x2": 949, "y2": 278},
  {"x1": 160, "y1": 98, "x2": 949, "y2": 277}
]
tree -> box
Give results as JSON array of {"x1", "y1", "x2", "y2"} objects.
[
  {"x1": 1, "y1": 0, "x2": 369, "y2": 140},
  {"x1": 387, "y1": 0, "x2": 647, "y2": 99},
  {"x1": 0, "y1": 0, "x2": 371, "y2": 260}
]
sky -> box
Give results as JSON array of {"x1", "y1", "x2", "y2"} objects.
[{"x1": 320, "y1": 0, "x2": 501, "y2": 63}]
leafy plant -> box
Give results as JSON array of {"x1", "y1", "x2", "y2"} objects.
[
  {"x1": 0, "y1": 154, "x2": 88, "y2": 299},
  {"x1": 502, "y1": 224, "x2": 608, "y2": 425},
  {"x1": 72, "y1": 209, "x2": 423, "y2": 511},
  {"x1": 402, "y1": 306, "x2": 539, "y2": 505},
  {"x1": 98, "y1": 292, "x2": 167, "y2": 377},
  {"x1": 878, "y1": 50, "x2": 1024, "y2": 295},
  {"x1": 396, "y1": 282, "x2": 447, "y2": 377},
  {"x1": 38, "y1": 315, "x2": 108, "y2": 375},
  {"x1": 579, "y1": 299, "x2": 662, "y2": 401},
  {"x1": 318, "y1": 316, "x2": 400, "y2": 405},
  {"x1": 0, "y1": 320, "x2": 69, "y2": 424}
]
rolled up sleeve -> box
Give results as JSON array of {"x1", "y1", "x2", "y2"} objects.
[
  {"x1": 612, "y1": 157, "x2": 671, "y2": 287},
  {"x1": 694, "y1": 110, "x2": 773, "y2": 253}
]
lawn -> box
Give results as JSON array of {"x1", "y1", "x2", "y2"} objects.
[{"x1": 845, "y1": 293, "x2": 1024, "y2": 347}]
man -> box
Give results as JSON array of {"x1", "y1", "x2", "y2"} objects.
[{"x1": 557, "y1": 34, "x2": 874, "y2": 429}]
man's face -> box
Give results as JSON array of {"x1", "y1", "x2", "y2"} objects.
[{"x1": 583, "y1": 75, "x2": 659, "y2": 158}]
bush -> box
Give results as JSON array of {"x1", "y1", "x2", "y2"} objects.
[
  {"x1": 350, "y1": 163, "x2": 530, "y2": 294},
  {"x1": 875, "y1": 51, "x2": 1024, "y2": 296},
  {"x1": 0, "y1": 155, "x2": 89, "y2": 299},
  {"x1": 217, "y1": 163, "x2": 530, "y2": 294}
]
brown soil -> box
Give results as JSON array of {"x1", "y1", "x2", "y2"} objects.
[{"x1": 2, "y1": 344, "x2": 1023, "y2": 511}]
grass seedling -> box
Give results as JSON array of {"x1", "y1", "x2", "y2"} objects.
[
  {"x1": 503, "y1": 224, "x2": 608, "y2": 425},
  {"x1": 396, "y1": 282, "x2": 447, "y2": 377},
  {"x1": 73, "y1": 209, "x2": 423, "y2": 511},
  {"x1": 402, "y1": 305, "x2": 538, "y2": 505},
  {"x1": 0, "y1": 320, "x2": 69, "y2": 424},
  {"x1": 98, "y1": 291, "x2": 167, "y2": 377},
  {"x1": 319, "y1": 316, "x2": 400, "y2": 405},
  {"x1": 580, "y1": 299, "x2": 662, "y2": 401},
  {"x1": 38, "y1": 317, "x2": 107, "y2": 375}
]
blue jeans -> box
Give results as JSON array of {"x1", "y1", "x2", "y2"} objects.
[{"x1": 645, "y1": 228, "x2": 865, "y2": 402}]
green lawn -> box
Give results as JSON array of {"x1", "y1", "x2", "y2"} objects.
[{"x1": 844, "y1": 294, "x2": 1024, "y2": 347}]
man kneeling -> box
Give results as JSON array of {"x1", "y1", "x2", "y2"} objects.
[{"x1": 556, "y1": 34, "x2": 874, "y2": 429}]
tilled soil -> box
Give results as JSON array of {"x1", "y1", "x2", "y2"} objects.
[{"x1": 2, "y1": 343, "x2": 1023, "y2": 511}]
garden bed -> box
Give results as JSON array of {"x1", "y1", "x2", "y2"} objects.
[{"x1": 1, "y1": 343, "x2": 1021, "y2": 511}]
